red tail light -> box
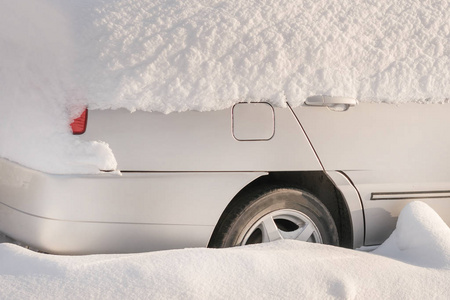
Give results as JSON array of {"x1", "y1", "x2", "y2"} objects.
[{"x1": 71, "y1": 108, "x2": 88, "y2": 135}]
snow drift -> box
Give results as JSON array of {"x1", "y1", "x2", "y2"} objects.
[
  {"x1": 374, "y1": 201, "x2": 450, "y2": 269},
  {"x1": 1, "y1": 202, "x2": 450, "y2": 299},
  {"x1": 0, "y1": 0, "x2": 449, "y2": 173},
  {"x1": 0, "y1": 1, "x2": 117, "y2": 174}
]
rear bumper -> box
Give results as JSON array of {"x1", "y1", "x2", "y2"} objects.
[{"x1": 0, "y1": 158, "x2": 265, "y2": 254}]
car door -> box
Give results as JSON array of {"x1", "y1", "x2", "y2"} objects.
[{"x1": 292, "y1": 100, "x2": 450, "y2": 245}]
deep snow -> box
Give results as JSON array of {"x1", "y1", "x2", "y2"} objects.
[
  {"x1": 1, "y1": 202, "x2": 450, "y2": 299},
  {"x1": 73, "y1": 0, "x2": 450, "y2": 113},
  {"x1": 0, "y1": 1, "x2": 117, "y2": 174},
  {"x1": 1, "y1": 0, "x2": 449, "y2": 173}
]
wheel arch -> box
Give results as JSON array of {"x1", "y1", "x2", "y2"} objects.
[{"x1": 208, "y1": 171, "x2": 354, "y2": 248}]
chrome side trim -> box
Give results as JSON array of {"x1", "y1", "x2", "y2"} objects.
[{"x1": 371, "y1": 191, "x2": 450, "y2": 200}]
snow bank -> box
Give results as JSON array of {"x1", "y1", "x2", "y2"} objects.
[
  {"x1": 374, "y1": 201, "x2": 450, "y2": 269},
  {"x1": 1, "y1": 0, "x2": 449, "y2": 173},
  {"x1": 0, "y1": 1, "x2": 116, "y2": 174},
  {"x1": 1, "y1": 202, "x2": 450, "y2": 299},
  {"x1": 2, "y1": 241, "x2": 449, "y2": 299}
]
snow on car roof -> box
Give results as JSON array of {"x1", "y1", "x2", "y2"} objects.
[{"x1": 72, "y1": 0, "x2": 450, "y2": 113}]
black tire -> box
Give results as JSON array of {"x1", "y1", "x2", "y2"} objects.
[{"x1": 209, "y1": 186, "x2": 339, "y2": 248}]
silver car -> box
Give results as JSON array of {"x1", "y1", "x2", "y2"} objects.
[{"x1": 1, "y1": 97, "x2": 449, "y2": 254}]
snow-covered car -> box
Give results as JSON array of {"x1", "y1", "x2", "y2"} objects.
[
  {"x1": 1, "y1": 98, "x2": 449, "y2": 254},
  {"x1": 1, "y1": 0, "x2": 449, "y2": 254}
]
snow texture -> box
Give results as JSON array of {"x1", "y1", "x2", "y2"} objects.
[
  {"x1": 1, "y1": 0, "x2": 449, "y2": 173},
  {"x1": 71, "y1": 0, "x2": 450, "y2": 113},
  {"x1": 0, "y1": 1, "x2": 117, "y2": 174},
  {"x1": 1, "y1": 202, "x2": 450, "y2": 299},
  {"x1": 374, "y1": 201, "x2": 450, "y2": 269}
]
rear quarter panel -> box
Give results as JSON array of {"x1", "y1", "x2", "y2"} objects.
[{"x1": 81, "y1": 105, "x2": 322, "y2": 172}]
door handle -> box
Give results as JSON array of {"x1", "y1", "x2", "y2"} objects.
[{"x1": 305, "y1": 96, "x2": 357, "y2": 111}]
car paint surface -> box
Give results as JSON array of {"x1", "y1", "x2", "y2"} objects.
[
  {"x1": 293, "y1": 103, "x2": 450, "y2": 244},
  {"x1": 0, "y1": 158, "x2": 266, "y2": 254},
  {"x1": 80, "y1": 105, "x2": 321, "y2": 172}
]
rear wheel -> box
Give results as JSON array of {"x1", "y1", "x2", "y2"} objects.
[{"x1": 209, "y1": 186, "x2": 339, "y2": 248}]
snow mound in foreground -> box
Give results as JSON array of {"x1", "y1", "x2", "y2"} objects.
[
  {"x1": 374, "y1": 201, "x2": 450, "y2": 269},
  {"x1": 1, "y1": 202, "x2": 450, "y2": 299}
]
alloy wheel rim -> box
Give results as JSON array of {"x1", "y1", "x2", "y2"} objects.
[{"x1": 241, "y1": 209, "x2": 323, "y2": 245}]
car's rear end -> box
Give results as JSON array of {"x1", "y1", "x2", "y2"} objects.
[{"x1": 0, "y1": 104, "x2": 328, "y2": 254}]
